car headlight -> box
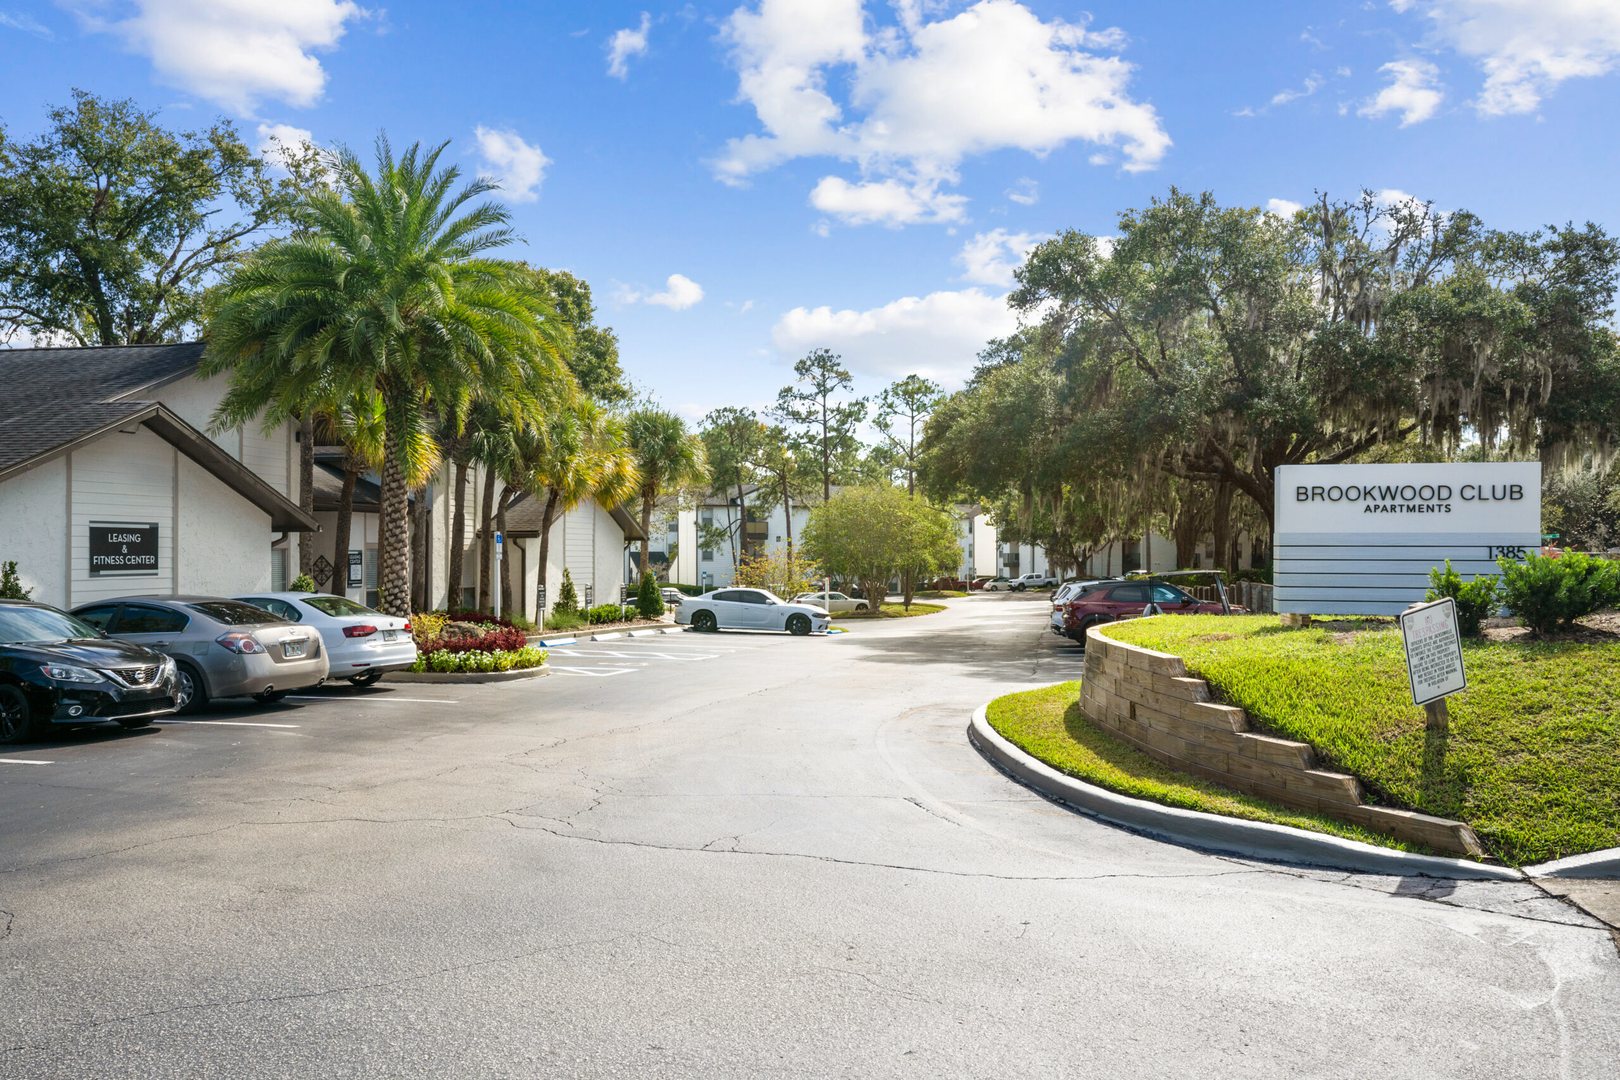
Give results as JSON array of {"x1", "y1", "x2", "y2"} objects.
[{"x1": 40, "y1": 663, "x2": 102, "y2": 684}]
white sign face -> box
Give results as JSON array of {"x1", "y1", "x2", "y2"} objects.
[
  {"x1": 1398, "y1": 597, "x2": 1467, "y2": 706},
  {"x1": 1274, "y1": 463, "x2": 1541, "y2": 615}
]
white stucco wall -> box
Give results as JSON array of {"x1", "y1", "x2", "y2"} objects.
[
  {"x1": 176, "y1": 456, "x2": 272, "y2": 595},
  {"x1": 0, "y1": 457, "x2": 69, "y2": 605}
]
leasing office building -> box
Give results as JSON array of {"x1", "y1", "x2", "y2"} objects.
[{"x1": 0, "y1": 343, "x2": 642, "y2": 619}]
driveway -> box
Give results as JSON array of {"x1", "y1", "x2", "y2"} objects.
[{"x1": 2, "y1": 593, "x2": 1616, "y2": 1077}]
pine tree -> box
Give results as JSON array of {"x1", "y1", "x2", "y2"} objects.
[
  {"x1": 636, "y1": 570, "x2": 665, "y2": 619},
  {"x1": 555, "y1": 568, "x2": 580, "y2": 615}
]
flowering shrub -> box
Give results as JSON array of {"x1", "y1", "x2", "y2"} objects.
[
  {"x1": 441, "y1": 609, "x2": 522, "y2": 630},
  {"x1": 410, "y1": 645, "x2": 546, "y2": 674},
  {"x1": 419, "y1": 626, "x2": 528, "y2": 655}
]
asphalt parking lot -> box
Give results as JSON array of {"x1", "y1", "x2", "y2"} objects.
[{"x1": 3, "y1": 594, "x2": 1615, "y2": 1079}]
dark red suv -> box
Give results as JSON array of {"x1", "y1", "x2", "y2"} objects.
[{"x1": 1061, "y1": 581, "x2": 1234, "y2": 641}]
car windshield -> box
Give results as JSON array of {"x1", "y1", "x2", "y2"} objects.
[
  {"x1": 187, "y1": 600, "x2": 289, "y2": 625},
  {"x1": 0, "y1": 605, "x2": 102, "y2": 644},
  {"x1": 304, "y1": 596, "x2": 380, "y2": 618}
]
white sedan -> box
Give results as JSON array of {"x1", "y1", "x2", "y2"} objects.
[
  {"x1": 675, "y1": 588, "x2": 832, "y2": 636},
  {"x1": 235, "y1": 592, "x2": 417, "y2": 686},
  {"x1": 791, "y1": 590, "x2": 870, "y2": 614}
]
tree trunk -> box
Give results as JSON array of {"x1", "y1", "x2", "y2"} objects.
[
  {"x1": 497, "y1": 488, "x2": 514, "y2": 618},
  {"x1": 447, "y1": 458, "x2": 470, "y2": 609},
  {"x1": 298, "y1": 414, "x2": 315, "y2": 575},
  {"x1": 638, "y1": 489, "x2": 654, "y2": 576},
  {"x1": 378, "y1": 421, "x2": 411, "y2": 618},
  {"x1": 536, "y1": 489, "x2": 561, "y2": 622},
  {"x1": 1211, "y1": 483, "x2": 1235, "y2": 572},
  {"x1": 333, "y1": 462, "x2": 357, "y2": 599},
  {"x1": 410, "y1": 490, "x2": 429, "y2": 613},
  {"x1": 477, "y1": 470, "x2": 496, "y2": 611}
]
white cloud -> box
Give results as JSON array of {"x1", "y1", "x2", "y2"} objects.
[
  {"x1": 473, "y1": 126, "x2": 550, "y2": 202},
  {"x1": 607, "y1": 11, "x2": 651, "y2": 79},
  {"x1": 956, "y1": 229, "x2": 1045, "y2": 287},
  {"x1": 256, "y1": 122, "x2": 315, "y2": 157},
  {"x1": 771, "y1": 287, "x2": 1017, "y2": 384},
  {"x1": 623, "y1": 274, "x2": 705, "y2": 310},
  {"x1": 1266, "y1": 198, "x2": 1305, "y2": 217},
  {"x1": 81, "y1": 0, "x2": 364, "y2": 114},
  {"x1": 716, "y1": 0, "x2": 1169, "y2": 224},
  {"x1": 1359, "y1": 58, "x2": 1445, "y2": 125},
  {"x1": 809, "y1": 176, "x2": 967, "y2": 227},
  {"x1": 0, "y1": 10, "x2": 53, "y2": 38},
  {"x1": 1006, "y1": 177, "x2": 1039, "y2": 205},
  {"x1": 1393, "y1": 0, "x2": 1620, "y2": 115},
  {"x1": 1270, "y1": 73, "x2": 1324, "y2": 106}
]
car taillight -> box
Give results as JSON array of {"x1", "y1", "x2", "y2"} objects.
[
  {"x1": 344, "y1": 624, "x2": 378, "y2": 638},
  {"x1": 216, "y1": 632, "x2": 265, "y2": 654},
  {"x1": 402, "y1": 621, "x2": 411, "y2": 633}
]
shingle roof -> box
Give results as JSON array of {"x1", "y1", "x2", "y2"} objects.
[
  {"x1": 0, "y1": 343, "x2": 205, "y2": 473},
  {"x1": 0, "y1": 342, "x2": 316, "y2": 531}
]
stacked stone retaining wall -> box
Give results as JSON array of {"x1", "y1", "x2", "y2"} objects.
[{"x1": 1081, "y1": 623, "x2": 1484, "y2": 857}]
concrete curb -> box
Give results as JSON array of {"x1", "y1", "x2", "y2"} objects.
[
  {"x1": 591, "y1": 632, "x2": 624, "y2": 641},
  {"x1": 968, "y1": 701, "x2": 1523, "y2": 881},
  {"x1": 387, "y1": 666, "x2": 550, "y2": 685},
  {"x1": 1522, "y1": 849, "x2": 1620, "y2": 879},
  {"x1": 534, "y1": 637, "x2": 576, "y2": 648}
]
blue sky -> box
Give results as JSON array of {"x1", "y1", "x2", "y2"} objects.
[{"x1": 3, "y1": 1, "x2": 1617, "y2": 418}]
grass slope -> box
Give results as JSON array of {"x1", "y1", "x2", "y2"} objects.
[
  {"x1": 985, "y1": 683, "x2": 1409, "y2": 849},
  {"x1": 833, "y1": 602, "x2": 946, "y2": 619},
  {"x1": 1103, "y1": 615, "x2": 1620, "y2": 866}
]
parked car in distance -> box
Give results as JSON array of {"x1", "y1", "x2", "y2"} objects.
[
  {"x1": 791, "y1": 590, "x2": 870, "y2": 614},
  {"x1": 926, "y1": 577, "x2": 970, "y2": 591},
  {"x1": 0, "y1": 598, "x2": 179, "y2": 743},
  {"x1": 235, "y1": 592, "x2": 414, "y2": 687},
  {"x1": 1012, "y1": 572, "x2": 1061, "y2": 591},
  {"x1": 675, "y1": 588, "x2": 832, "y2": 636},
  {"x1": 660, "y1": 587, "x2": 684, "y2": 606},
  {"x1": 1049, "y1": 579, "x2": 1115, "y2": 637},
  {"x1": 1061, "y1": 581, "x2": 1239, "y2": 642},
  {"x1": 72, "y1": 596, "x2": 329, "y2": 713},
  {"x1": 981, "y1": 576, "x2": 1015, "y2": 592}
]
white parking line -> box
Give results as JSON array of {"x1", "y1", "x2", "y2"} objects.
[
  {"x1": 0, "y1": 757, "x2": 53, "y2": 765},
  {"x1": 550, "y1": 666, "x2": 637, "y2": 677},
  {"x1": 285, "y1": 695, "x2": 461, "y2": 705},
  {"x1": 550, "y1": 649, "x2": 718, "y2": 661},
  {"x1": 155, "y1": 719, "x2": 301, "y2": 729}
]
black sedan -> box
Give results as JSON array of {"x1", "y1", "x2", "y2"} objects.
[{"x1": 0, "y1": 599, "x2": 179, "y2": 744}]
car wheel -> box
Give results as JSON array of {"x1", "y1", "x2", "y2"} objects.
[
  {"x1": 786, "y1": 613, "x2": 811, "y2": 636},
  {"x1": 854, "y1": 603, "x2": 868, "y2": 612},
  {"x1": 692, "y1": 610, "x2": 718, "y2": 633},
  {"x1": 0, "y1": 684, "x2": 37, "y2": 745},
  {"x1": 254, "y1": 690, "x2": 288, "y2": 705},
  {"x1": 174, "y1": 662, "x2": 208, "y2": 715},
  {"x1": 349, "y1": 671, "x2": 383, "y2": 688},
  {"x1": 1014, "y1": 583, "x2": 1026, "y2": 592}
]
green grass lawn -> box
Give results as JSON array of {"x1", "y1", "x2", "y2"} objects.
[
  {"x1": 985, "y1": 683, "x2": 1411, "y2": 849},
  {"x1": 832, "y1": 602, "x2": 946, "y2": 619},
  {"x1": 1102, "y1": 615, "x2": 1620, "y2": 865}
]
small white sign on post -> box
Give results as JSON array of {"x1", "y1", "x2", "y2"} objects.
[{"x1": 1398, "y1": 597, "x2": 1467, "y2": 710}]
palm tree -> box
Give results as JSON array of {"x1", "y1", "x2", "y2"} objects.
[
  {"x1": 203, "y1": 137, "x2": 567, "y2": 616},
  {"x1": 528, "y1": 400, "x2": 639, "y2": 618},
  {"x1": 626, "y1": 408, "x2": 707, "y2": 577}
]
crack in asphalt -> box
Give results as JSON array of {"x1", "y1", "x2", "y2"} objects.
[
  {"x1": 0, "y1": 934, "x2": 628, "y2": 1056},
  {"x1": 0, "y1": 908, "x2": 12, "y2": 943}
]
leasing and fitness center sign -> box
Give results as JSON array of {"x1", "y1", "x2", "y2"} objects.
[
  {"x1": 1274, "y1": 462, "x2": 1540, "y2": 615},
  {"x1": 89, "y1": 521, "x2": 160, "y2": 577}
]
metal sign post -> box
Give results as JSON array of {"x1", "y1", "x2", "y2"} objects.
[
  {"x1": 493, "y1": 531, "x2": 503, "y2": 620},
  {"x1": 1398, "y1": 597, "x2": 1467, "y2": 732}
]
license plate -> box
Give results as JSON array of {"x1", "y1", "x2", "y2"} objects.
[
  {"x1": 382, "y1": 629, "x2": 399, "y2": 642},
  {"x1": 282, "y1": 639, "x2": 307, "y2": 658}
]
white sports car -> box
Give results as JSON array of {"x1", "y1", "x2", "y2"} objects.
[{"x1": 675, "y1": 588, "x2": 833, "y2": 636}]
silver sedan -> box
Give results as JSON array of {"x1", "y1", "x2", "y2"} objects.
[
  {"x1": 235, "y1": 592, "x2": 416, "y2": 687},
  {"x1": 71, "y1": 596, "x2": 329, "y2": 712}
]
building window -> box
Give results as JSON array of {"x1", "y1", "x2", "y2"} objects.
[
  {"x1": 270, "y1": 548, "x2": 287, "y2": 591},
  {"x1": 364, "y1": 547, "x2": 380, "y2": 609},
  {"x1": 1121, "y1": 539, "x2": 1142, "y2": 575}
]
